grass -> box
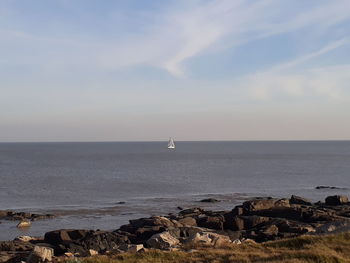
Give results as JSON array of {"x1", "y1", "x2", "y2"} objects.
[{"x1": 64, "y1": 232, "x2": 350, "y2": 263}]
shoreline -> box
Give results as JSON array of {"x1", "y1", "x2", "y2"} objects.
[
  {"x1": 2, "y1": 188, "x2": 348, "y2": 242},
  {"x1": 1, "y1": 193, "x2": 350, "y2": 262}
]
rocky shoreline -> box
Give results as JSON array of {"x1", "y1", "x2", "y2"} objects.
[{"x1": 1, "y1": 194, "x2": 350, "y2": 262}]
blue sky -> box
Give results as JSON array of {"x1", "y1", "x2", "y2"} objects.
[{"x1": 1, "y1": 0, "x2": 350, "y2": 141}]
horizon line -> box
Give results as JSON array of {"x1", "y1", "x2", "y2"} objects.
[{"x1": 1, "y1": 139, "x2": 350, "y2": 144}]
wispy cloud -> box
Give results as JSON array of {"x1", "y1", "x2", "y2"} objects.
[
  {"x1": 2, "y1": 0, "x2": 350, "y2": 77},
  {"x1": 95, "y1": 0, "x2": 350, "y2": 77},
  {"x1": 242, "y1": 38, "x2": 350, "y2": 100}
]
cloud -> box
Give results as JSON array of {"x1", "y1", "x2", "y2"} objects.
[
  {"x1": 247, "y1": 66, "x2": 350, "y2": 100},
  {"x1": 96, "y1": 0, "x2": 350, "y2": 77},
  {"x1": 2, "y1": 0, "x2": 350, "y2": 78},
  {"x1": 242, "y1": 38, "x2": 350, "y2": 100}
]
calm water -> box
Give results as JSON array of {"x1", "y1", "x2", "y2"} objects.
[{"x1": 1, "y1": 141, "x2": 350, "y2": 240}]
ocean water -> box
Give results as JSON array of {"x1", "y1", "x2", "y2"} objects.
[{"x1": 1, "y1": 141, "x2": 350, "y2": 240}]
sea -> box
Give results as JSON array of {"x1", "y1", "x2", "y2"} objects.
[{"x1": 1, "y1": 141, "x2": 350, "y2": 240}]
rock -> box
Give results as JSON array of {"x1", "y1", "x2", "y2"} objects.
[
  {"x1": 133, "y1": 226, "x2": 166, "y2": 243},
  {"x1": 27, "y1": 246, "x2": 54, "y2": 263},
  {"x1": 261, "y1": 224, "x2": 279, "y2": 236},
  {"x1": 31, "y1": 214, "x2": 55, "y2": 221},
  {"x1": 327, "y1": 225, "x2": 337, "y2": 232},
  {"x1": 17, "y1": 220, "x2": 31, "y2": 228},
  {"x1": 178, "y1": 217, "x2": 197, "y2": 226},
  {"x1": 0, "y1": 211, "x2": 8, "y2": 218},
  {"x1": 79, "y1": 231, "x2": 129, "y2": 254},
  {"x1": 275, "y1": 219, "x2": 315, "y2": 234},
  {"x1": 0, "y1": 211, "x2": 55, "y2": 221},
  {"x1": 0, "y1": 251, "x2": 30, "y2": 263},
  {"x1": 64, "y1": 252, "x2": 74, "y2": 257},
  {"x1": 44, "y1": 229, "x2": 129, "y2": 256},
  {"x1": 44, "y1": 229, "x2": 89, "y2": 245},
  {"x1": 240, "y1": 216, "x2": 271, "y2": 229},
  {"x1": 316, "y1": 186, "x2": 347, "y2": 190},
  {"x1": 197, "y1": 216, "x2": 224, "y2": 230},
  {"x1": 243, "y1": 198, "x2": 290, "y2": 213},
  {"x1": 88, "y1": 249, "x2": 98, "y2": 256},
  {"x1": 177, "y1": 206, "x2": 184, "y2": 210},
  {"x1": 290, "y1": 195, "x2": 312, "y2": 206},
  {"x1": 200, "y1": 198, "x2": 220, "y2": 203},
  {"x1": 186, "y1": 231, "x2": 231, "y2": 247},
  {"x1": 0, "y1": 252, "x2": 14, "y2": 263},
  {"x1": 242, "y1": 238, "x2": 257, "y2": 244},
  {"x1": 325, "y1": 195, "x2": 349, "y2": 206},
  {"x1": 146, "y1": 232, "x2": 180, "y2": 250},
  {"x1": 232, "y1": 239, "x2": 241, "y2": 244},
  {"x1": 129, "y1": 216, "x2": 175, "y2": 228},
  {"x1": 0, "y1": 240, "x2": 34, "y2": 252},
  {"x1": 122, "y1": 244, "x2": 144, "y2": 253},
  {"x1": 226, "y1": 215, "x2": 245, "y2": 231},
  {"x1": 179, "y1": 208, "x2": 205, "y2": 217},
  {"x1": 232, "y1": 206, "x2": 244, "y2": 216},
  {"x1": 15, "y1": 236, "x2": 37, "y2": 242}
]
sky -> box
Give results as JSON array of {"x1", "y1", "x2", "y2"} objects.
[{"x1": 1, "y1": 0, "x2": 350, "y2": 142}]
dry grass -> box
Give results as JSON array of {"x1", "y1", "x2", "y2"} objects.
[{"x1": 65, "y1": 232, "x2": 350, "y2": 263}]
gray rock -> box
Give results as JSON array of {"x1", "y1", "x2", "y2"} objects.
[
  {"x1": 290, "y1": 195, "x2": 312, "y2": 206},
  {"x1": 27, "y1": 246, "x2": 54, "y2": 263},
  {"x1": 243, "y1": 198, "x2": 290, "y2": 212},
  {"x1": 185, "y1": 231, "x2": 231, "y2": 247},
  {"x1": 146, "y1": 232, "x2": 180, "y2": 250},
  {"x1": 197, "y1": 216, "x2": 224, "y2": 230},
  {"x1": 178, "y1": 217, "x2": 197, "y2": 226}
]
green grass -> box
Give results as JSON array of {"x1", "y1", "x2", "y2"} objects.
[{"x1": 64, "y1": 232, "x2": 350, "y2": 263}]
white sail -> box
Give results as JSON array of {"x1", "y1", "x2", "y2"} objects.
[{"x1": 168, "y1": 137, "x2": 175, "y2": 149}]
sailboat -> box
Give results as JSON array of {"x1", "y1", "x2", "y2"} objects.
[{"x1": 168, "y1": 137, "x2": 175, "y2": 149}]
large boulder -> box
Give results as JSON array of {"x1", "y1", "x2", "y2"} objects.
[
  {"x1": 185, "y1": 231, "x2": 231, "y2": 247},
  {"x1": 119, "y1": 216, "x2": 182, "y2": 243},
  {"x1": 78, "y1": 231, "x2": 129, "y2": 253},
  {"x1": 253, "y1": 224, "x2": 279, "y2": 242},
  {"x1": 119, "y1": 244, "x2": 144, "y2": 253},
  {"x1": 223, "y1": 213, "x2": 245, "y2": 230},
  {"x1": 275, "y1": 219, "x2": 315, "y2": 234},
  {"x1": 44, "y1": 229, "x2": 89, "y2": 245},
  {"x1": 27, "y1": 246, "x2": 54, "y2": 263},
  {"x1": 240, "y1": 216, "x2": 271, "y2": 229},
  {"x1": 178, "y1": 217, "x2": 197, "y2": 226},
  {"x1": 196, "y1": 216, "x2": 224, "y2": 230},
  {"x1": 178, "y1": 208, "x2": 205, "y2": 217},
  {"x1": 0, "y1": 240, "x2": 34, "y2": 252},
  {"x1": 250, "y1": 207, "x2": 303, "y2": 220},
  {"x1": 146, "y1": 232, "x2": 180, "y2": 250},
  {"x1": 290, "y1": 195, "x2": 312, "y2": 206},
  {"x1": 232, "y1": 206, "x2": 244, "y2": 216},
  {"x1": 223, "y1": 215, "x2": 270, "y2": 231},
  {"x1": 133, "y1": 226, "x2": 166, "y2": 244},
  {"x1": 325, "y1": 195, "x2": 349, "y2": 206},
  {"x1": 44, "y1": 230, "x2": 128, "y2": 256},
  {"x1": 243, "y1": 198, "x2": 290, "y2": 213},
  {"x1": 129, "y1": 216, "x2": 175, "y2": 228}
]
